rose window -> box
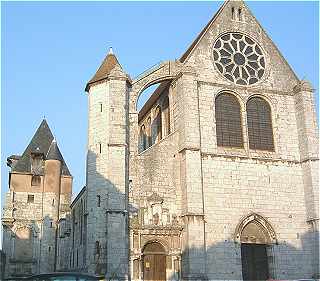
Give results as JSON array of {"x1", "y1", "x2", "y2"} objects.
[{"x1": 213, "y1": 32, "x2": 266, "y2": 85}]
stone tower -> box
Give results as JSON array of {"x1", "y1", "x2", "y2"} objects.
[
  {"x1": 2, "y1": 119, "x2": 72, "y2": 277},
  {"x1": 85, "y1": 48, "x2": 130, "y2": 278}
]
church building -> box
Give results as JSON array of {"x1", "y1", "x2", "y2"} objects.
[{"x1": 2, "y1": 0, "x2": 318, "y2": 280}]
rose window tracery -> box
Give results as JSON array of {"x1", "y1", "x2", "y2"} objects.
[{"x1": 213, "y1": 32, "x2": 266, "y2": 85}]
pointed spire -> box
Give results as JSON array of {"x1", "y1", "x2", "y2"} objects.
[
  {"x1": 46, "y1": 138, "x2": 63, "y2": 161},
  {"x1": 85, "y1": 47, "x2": 122, "y2": 92}
]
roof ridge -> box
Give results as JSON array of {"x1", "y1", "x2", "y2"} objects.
[{"x1": 179, "y1": 1, "x2": 228, "y2": 63}]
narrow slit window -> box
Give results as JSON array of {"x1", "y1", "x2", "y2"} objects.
[
  {"x1": 52, "y1": 199, "x2": 55, "y2": 206},
  {"x1": 97, "y1": 195, "x2": 101, "y2": 207},
  {"x1": 99, "y1": 143, "x2": 102, "y2": 154},
  {"x1": 77, "y1": 250, "x2": 79, "y2": 267},
  {"x1": 95, "y1": 241, "x2": 100, "y2": 255},
  {"x1": 100, "y1": 103, "x2": 103, "y2": 112},
  {"x1": 238, "y1": 8, "x2": 242, "y2": 21},
  {"x1": 231, "y1": 7, "x2": 235, "y2": 20}
]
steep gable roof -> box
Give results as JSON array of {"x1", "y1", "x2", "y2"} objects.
[
  {"x1": 178, "y1": 0, "x2": 299, "y2": 83},
  {"x1": 11, "y1": 119, "x2": 71, "y2": 176},
  {"x1": 179, "y1": 1, "x2": 227, "y2": 63}
]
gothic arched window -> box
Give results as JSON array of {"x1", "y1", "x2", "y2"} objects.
[
  {"x1": 154, "y1": 106, "x2": 162, "y2": 143},
  {"x1": 147, "y1": 117, "x2": 151, "y2": 148},
  {"x1": 163, "y1": 96, "x2": 170, "y2": 136},
  {"x1": 215, "y1": 93, "x2": 243, "y2": 147},
  {"x1": 139, "y1": 125, "x2": 147, "y2": 152},
  {"x1": 246, "y1": 97, "x2": 274, "y2": 151}
]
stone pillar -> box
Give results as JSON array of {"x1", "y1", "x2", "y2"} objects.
[
  {"x1": 293, "y1": 80, "x2": 319, "y2": 277},
  {"x1": 177, "y1": 71, "x2": 207, "y2": 280}
]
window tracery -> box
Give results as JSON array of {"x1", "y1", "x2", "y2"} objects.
[{"x1": 213, "y1": 32, "x2": 265, "y2": 85}]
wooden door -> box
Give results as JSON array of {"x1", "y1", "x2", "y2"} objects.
[
  {"x1": 241, "y1": 243, "x2": 269, "y2": 280},
  {"x1": 143, "y1": 242, "x2": 166, "y2": 281},
  {"x1": 143, "y1": 254, "x2": 166, "y2": 281}
]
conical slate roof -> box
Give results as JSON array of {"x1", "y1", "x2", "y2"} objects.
[
  {"x1": 46, "y1": 139, "x2": 64, "y2": 161},
  {"x1": 11, "y1": 119, "x2": 71, "y2": 176},
  {"x1": 85, "y1": 48, "x2": 122, "y2": 92}
]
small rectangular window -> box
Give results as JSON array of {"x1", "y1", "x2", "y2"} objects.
[
  {"x1": 27, "y1": 194, "x2": 34, "y2": 203},
  {"x1": 48, "y1": 246, "x2": 51, "y2": 252},
  {"x1": 52, "y1": 199, "x2": 55, "y2": 206},
  {"x1": 50, "y1": 221, "x2": 53, "y2": 228},
  {"x1": 100, "y1": 103, "x2": 103, "y2": 112}
]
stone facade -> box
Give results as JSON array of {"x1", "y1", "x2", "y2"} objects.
[
  {"x1": 2, "y1": 1, "x2": 318, "y2": 280},
  {"x1": 2, "y1": 120, "x2": 73, "y2": 278}
]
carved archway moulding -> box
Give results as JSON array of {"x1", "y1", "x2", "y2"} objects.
[
  {"x1": 234, "y1": 212, "x2": 277, "y2": 244},
  {"x1": 142, "y1": 239, "x2": 169, "y2": 255}
]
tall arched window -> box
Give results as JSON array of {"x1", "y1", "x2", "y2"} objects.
[
  {"x1": 154, "y1": 106, "x2": 162, "y2": 143},
  {"x1": 139, "y1": 125, "x2": 147, "y2": 152},
  {"x1": 163, "y1": 96, "x2": 170, "y2": 136},
  {"x1": 147, "y1": 117, "x2": 151, "y2": 148},
  {"x1": 215, "y1": 93, "x2": 243, "y2": 147},
  {"x1": 246, "y1": 97, "x2": 274, "y2": 151}
]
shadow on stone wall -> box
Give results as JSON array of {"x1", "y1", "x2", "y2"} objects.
[
  {"x1": 77, "y1": 150, "x2": 132, "y2": 278},
  {"x1": 80, "y1": 150, "x2": 320, "y2": 280},
  {"x1": 5, "y1": 146, "x2": 318, "y2": 280},
  {"x1": 2, "y1": 217, "x2": 54, "y2": 277},
  {"x1": 167, "y1": 230, "x2": 319, "y2": 280}
]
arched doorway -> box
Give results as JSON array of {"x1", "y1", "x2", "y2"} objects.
[
  {"x1": 143, "y1": 242, "x2": 166, "y2": 281},
  {"x1": 236, "y1": 214, "x2": 275, "y2": 280}
]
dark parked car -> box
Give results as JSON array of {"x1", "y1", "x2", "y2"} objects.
[{"x1": 4, "y1": 272, "x2": 105, "y2": 281}]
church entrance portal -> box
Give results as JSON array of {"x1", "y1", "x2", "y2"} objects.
[
  {"x1": 236, "y1": 214, "x2": 276, "y2": 280},
  {"x1": 241, "y1": 243, "x2": 269, "y2": 280},
  {"x1": 143, "y1": 242, "x2": 166, "y2": 281}
]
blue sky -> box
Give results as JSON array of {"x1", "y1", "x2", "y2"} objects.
[{"x1": 1, "y1": 1, "x2": 319, "y2": 207}]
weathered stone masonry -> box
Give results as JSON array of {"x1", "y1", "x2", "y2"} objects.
[{"x1": 2, "y1": 1, "x2": 318, "y2": 280}]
